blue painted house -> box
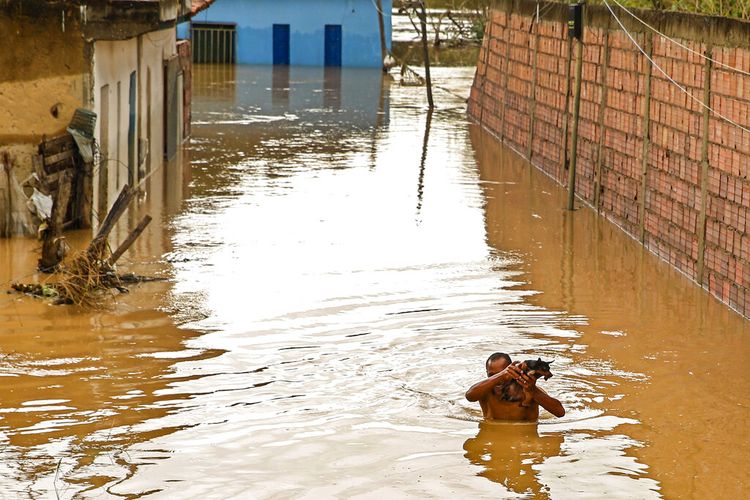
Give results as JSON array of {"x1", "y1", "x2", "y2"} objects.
[{"x1": 186, "y1": 0, "x2": 392, "y2": 67}]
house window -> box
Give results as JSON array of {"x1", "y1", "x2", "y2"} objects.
[{"x1": 191, "y1": 22, "x2": 237, "y2": 63}]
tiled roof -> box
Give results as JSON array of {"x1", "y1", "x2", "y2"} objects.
[{"x1": 191, "y1": 0, "x2": 215, "y2": 15}]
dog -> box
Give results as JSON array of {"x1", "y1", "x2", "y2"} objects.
[{"x1": 498, "y1": 358, "x2": 554, "y2": 407}]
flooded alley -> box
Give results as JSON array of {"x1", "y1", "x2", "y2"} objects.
[{"x1": 1, "y1": 64, "x2": 749, "y2": 499}]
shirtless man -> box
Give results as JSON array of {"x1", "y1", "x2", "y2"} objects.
[{"x1": 465, "y1": 352, "x2": 565, "y2": 421}]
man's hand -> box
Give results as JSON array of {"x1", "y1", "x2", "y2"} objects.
[
  {"x1": 504, "y1": 361, "x2": 524, "y2": 382},
  {"x1": 498, "y1": 361, "x2": 524, "y2": 383},
  {"x1": 515, "y1": 370, "x2": 537, "y2": 395},
  {"x1": 465, "y1": 361, "x2": 522, "y2": 402},
  {"x1": 517, "y1": 372, "x2": 565, "y2": 418}
]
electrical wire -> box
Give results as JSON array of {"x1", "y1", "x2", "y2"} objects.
[
  {"x1": 610, "y1": 0, "x2": 750, "y2": 78},
  {"x1": 603, "y1": 0, "x2": 750, "y2": 136},
  {"x1": 368, "y1": 0, "x2": 388, "y2": 17}
]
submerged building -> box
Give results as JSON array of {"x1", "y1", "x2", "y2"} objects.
[
  {"x1": 0, "y1": 0, "x2": 208, "y2": 237},
  {"x1": 186, "y1": 0, "x2": 392, "y2": 67}
]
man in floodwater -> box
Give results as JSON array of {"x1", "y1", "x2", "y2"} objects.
[{"x1": 465, "y1": 352, "x2": 565, "y2": 421}]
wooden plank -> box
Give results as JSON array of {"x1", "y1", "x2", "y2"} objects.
[
  {"x1": 45, "y1": 159, "x2": 77, "y2": 175},
  {"x1": 109, "y1": 215, "x2": 152, "y2": 265},
  {"x1": 32, "y1": 153, "x2": 45, "y2": 176},
  {"x1": 88, "y1": 184, "x2": 136, "y2": 259},
  {"x1": 43, "y1": 168, "x2": 76, "y2": 186},
  {"x1": 40, "y1": 134, "x2": 75, "y2": 156},
  {"x1": 42, "y1": 167, "x2": 76, "y2": 193},
  {"x1": 43, "y1": 149, "x2": 75, "y2": 168},
  {"x1": 31, "y1": 154, "x2": 49, "y2": 194},
  {"x1": 39, "y1": 170, "x2": 73, "y2": 271},
  {"x1": 78, "y1": 161, "x2": 93, "y2": 229}
]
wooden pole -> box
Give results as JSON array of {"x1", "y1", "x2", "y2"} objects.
[
  {"x1": 638, "y1": 33, "x2": 654, "y2": 242},
  {"x1": 499, "y1": 5, "x2": 514, "y2": 141},
  {"x1": 109, "y1": 215, "x2": 152, "y2": 265},
  {"x1": 88, "y1": 184, "x2": 136, "y2": 258},
  {"x1": 566, "y1": 34, "x2": 584, "y2": 210},
  {"x1": 561, "y1": 34, "x2": 574, "y2": 176},
  {"x1": 697, "y1": 45, "x2": 713, "y2": 285},
  {"x1": 376, "y1": 0, "x2": 387, "y2": 71},
  {"x1": 419, "y1": 2, "x2": 434, "y2": 109},
  {"x1": 593, "y1": 29, "x2": 610, "y2": 212},
  {"x1": 79, "y1": 159, "x2": 93, "y2": 229},
  {"x1": 527, "y1": 13, "x2": 541, "y2": 161}
]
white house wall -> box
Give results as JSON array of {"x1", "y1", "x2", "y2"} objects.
[
  {"x1": 92, "y1": 28, "x2": 178, "y2": 217},
  {"x1": 140, "y1": 29, "x2": 177, "y2": 178}
]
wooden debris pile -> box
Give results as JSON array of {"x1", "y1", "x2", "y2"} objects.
[
  {"x1": 12, "y1": 185, "x2": 155, "y2": 306},
  {"x1": 10, "y1": 108, "x2": 157, "y2": 306},
  {"x1": 29, "y1": 114, "x2": 94, "y2": 271}
]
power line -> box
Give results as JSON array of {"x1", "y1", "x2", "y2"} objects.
[
  {"x1": 603, "y1": 0, "x2": 750, "y2": 136},
  {"x1": 610, "y1": 0, "x2": 750, "y2": 78}
]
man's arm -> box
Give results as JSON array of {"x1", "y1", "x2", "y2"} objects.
[
  {"x1": 465, "y1": 363, "x2": 523, "y2": 402},
  {"x1": 530, "y1": 386, "x2": 565, "y2": 417},
  {"x1": 516, "y1": 372, "x2": 565, "y2": 417}
]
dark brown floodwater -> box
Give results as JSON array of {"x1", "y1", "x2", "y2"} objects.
[{"x1": 0, "y1": 65, "x2": 748, "y2": 498}]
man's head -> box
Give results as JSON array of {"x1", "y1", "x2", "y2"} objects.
[{"x1": 486, "y1": 352, "x2": 512, "y2": 377}]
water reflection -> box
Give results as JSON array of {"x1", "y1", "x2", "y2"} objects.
[
  {"x1": 416, "y1": 108, "x2": 433, "y2": 220},
  {"x1": 323, "y1": 67, "x2": 342, "y2": 110},
  {"x1": 0, "y1": 146, "x2": 215, "y2": 496},
  {"x1": 193, "y1": 63, "x2": 236, "y2": 102},
  {"x1": 471, "y1": 124, "x2": 750, "y2": 498},
  {"x1": 463, "y1": 422, "x2": 562, "y2": 498},
  {"x1": 1, "y1": 63, "x2": 747, "y2": 498},
  {"x1": 271, "y1": 65, "x2": 289, "y2": 108}
]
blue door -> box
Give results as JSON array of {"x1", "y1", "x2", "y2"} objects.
[
  {"x1": 324, "y1": 25, "x2": 342, "y2": 67},
  {"x1": 273, "y1": 24, "x2": 290, "y2": 65}
]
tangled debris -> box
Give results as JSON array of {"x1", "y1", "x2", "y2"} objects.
[{"x1": 11, "y1": 184, "x2": 162, "y2": 306}]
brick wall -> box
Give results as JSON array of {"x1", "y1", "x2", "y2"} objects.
[{"x1": 469, "y1": 0, "x2": 750, "y2": 317}]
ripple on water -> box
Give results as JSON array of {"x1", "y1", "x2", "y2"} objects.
[{"x1": 0, "y1": 66, "x2": 665, "y2": 498}]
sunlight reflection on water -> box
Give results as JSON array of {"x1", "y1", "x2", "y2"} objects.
[{"x1": 7, "y1": 64, "x2": 744, "y2": 498}]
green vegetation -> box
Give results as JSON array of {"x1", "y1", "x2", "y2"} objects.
[
  {"x1": 592, "y1": 0, "x2": 750, "y2": 20},
  {"x1": 392, "y1": 1, "x2": 485, "y2": 66},
  {"x1": 397, "y1": 0, "x2": 750, "y2": 23},
  {"x1": 393, "y1": 0, "x2": 750, "y2": 67},
  {"x1": 392, "y1": 42, "x2": 481, "y2": 66}
]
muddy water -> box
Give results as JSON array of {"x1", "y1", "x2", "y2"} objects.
[{"x1": 0, "y1": 65, "x2": 748, "y2": 498}]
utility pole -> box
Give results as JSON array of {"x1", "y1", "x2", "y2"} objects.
[
  {"x1": 567, "y1": 1, "x2": 584, "y2": 211},
  {"x1": 376, "y1": 0, "x2": 387, "y2": 71},
  {"x1": 414, "y1": 1, "x2": 434, "y2": 109}
]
